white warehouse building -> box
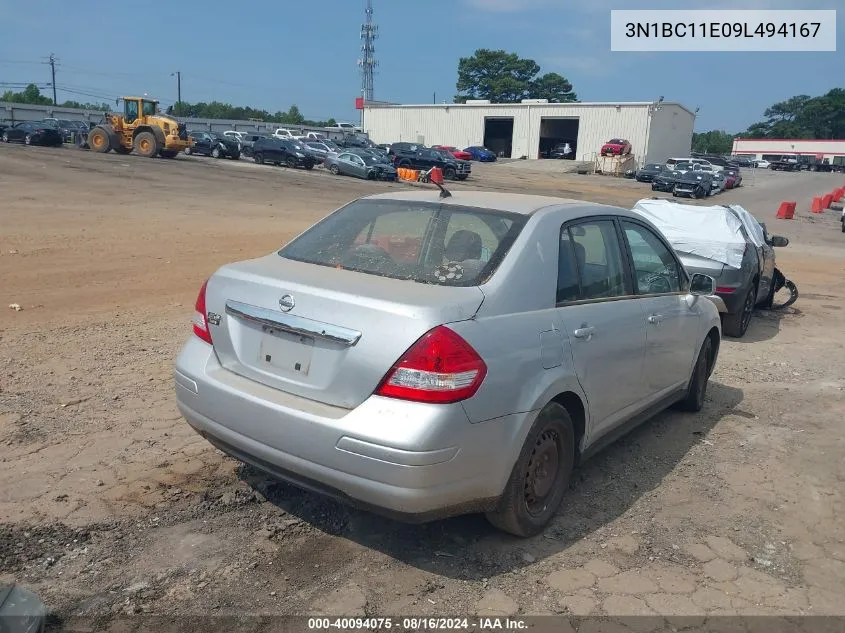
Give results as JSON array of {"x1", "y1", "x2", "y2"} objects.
[{"x1": 362, "y1": 99, "x2": 696, "y2": 164}]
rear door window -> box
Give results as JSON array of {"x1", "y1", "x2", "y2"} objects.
[{"x1": 279, "y1": 200, "x2": 526, "y2": 286}]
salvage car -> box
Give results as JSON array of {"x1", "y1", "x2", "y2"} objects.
[
  {"x1": 325, "y1": 151, "x2": 397, "y2": 180},
  {"x1": 600, "y1": 138, "x2": 631, "y2": 156},
  {"x1": 709, "y1": 170, "x2": 727, "y2": 195},
  {"x1": 434, "y1": 145, "x2": 473, "y2": 161},
  {"x1": 673, "y1": 170, "x2": 713, "y2": 199},
  {"x1": 1, "y1": 121, "x2": 63, "y2": 146},
  {"x1": 548, "y1": 142, "x2": 574, "y2": 159},
  {"x1": 175, "y1": 190, "x2": 722, "y2": 536},
  {"x1": 651, "y1": 169, "x2": 680, "y2": 193},
  {"x1": 632, "y1": 198, "x2": 789, "y2": 337},
  {"x1": 463, "y1": 146, "x2": 497, "y2": 162},
  {"x1": 635, "y1": 163, "x2": 666, "y2": 183},
  {"x1": 723, "y1": 169, "x2": 742, "y2": 189},
  {"x1": 392, "y1": 146, "x2": 471, "y2": 180},
  {"x1": 185, "y1": 131, "x2": 241, "y2": 159},
  {"x1": 251, "y1": 137, "x2": 316, "y2": 169}
]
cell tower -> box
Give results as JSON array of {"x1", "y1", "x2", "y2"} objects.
[{"x1": 358, "y1": 0, "x2": 378, "y2": 102}]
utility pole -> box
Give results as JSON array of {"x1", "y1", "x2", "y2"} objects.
[
  {"x1": 45, "y1": 53, "x2": 58, "y2": 104},
  {"x1": 171, "y1": 71, "x2": 181, "y2": 113}
]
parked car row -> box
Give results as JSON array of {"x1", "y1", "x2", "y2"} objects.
[{"x1": 634, "y1": 158, "x2": 743, "y2": 200}]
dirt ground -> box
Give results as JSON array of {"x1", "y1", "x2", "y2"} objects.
[{"x1": 1, "y1": 145, "x2": 844, "y2": 627}]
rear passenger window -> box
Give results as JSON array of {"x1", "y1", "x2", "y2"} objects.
[
  {"x1": 557, "y1": 230, "x2": 580, "y2": 303},
  {"x1": 566, "y1": 221, "x2": 629, "y2": 300}
]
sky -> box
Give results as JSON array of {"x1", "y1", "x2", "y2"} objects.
[{"x1": 0, "y1": 0, "x2": 841, "y2": 132}]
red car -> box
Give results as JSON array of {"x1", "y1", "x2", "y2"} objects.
[
  {"x1": 434, "y1": 145, "x2": 473, "y2": 161},
  {"x1": 600, "y1": 138, "x2": 632, "y2": 156}
]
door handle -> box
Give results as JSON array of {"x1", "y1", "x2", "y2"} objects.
[
  {"x1": 647, "y1": 314, "x2": 664, "y2": 324},
  {"x1": 573, "y1": 326, "x2": 595, "y2": 340}
]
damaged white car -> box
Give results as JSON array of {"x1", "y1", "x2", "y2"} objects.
[{"x1": 631, "y1": 199, "x2": 794, "y2": 338}]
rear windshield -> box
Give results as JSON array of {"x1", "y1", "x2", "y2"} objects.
[{"x1": 279, "y1": 199, "x2": 527, "y2": 286}]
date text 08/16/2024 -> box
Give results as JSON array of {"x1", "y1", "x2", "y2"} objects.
[{"x1": 307, "y1": 617, "x2": 528, "y2": 630}]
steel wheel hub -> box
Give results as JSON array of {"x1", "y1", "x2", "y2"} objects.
[{"x1": 524, "y1": 429, "x2": 560, "y2": 515}]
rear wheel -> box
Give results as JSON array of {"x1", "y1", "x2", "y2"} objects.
[
  {"x1": 286, "y1": 156, "x2": 298, "y2": 168},
  {"x1": 24, "y1": 134, "x2": 32, "y2": 146},
  {"x1": 134, "y1": 131, "x2": 158, "y2": 158},
  {"x1": 722, "y1": 282, "x2": 756, "y2": 338},
  {"x1": 675, "y1": 336, "x2": 713, "y2": 412},
  {"x1": 486, "y1": 402, "x2": 575, "y2": 537}
]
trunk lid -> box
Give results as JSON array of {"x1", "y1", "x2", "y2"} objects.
[{"x1": 205, "y1": 255, "x2": 486, "y2": 409}]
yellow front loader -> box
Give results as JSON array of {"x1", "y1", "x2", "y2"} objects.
[{"x1": 87, "y1": 96, "x2": 192, "y2": 158}]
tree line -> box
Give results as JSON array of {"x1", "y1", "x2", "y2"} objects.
[
  {"x1": 692, "y1": 88, "x2": 844, "y2": 155},
  {"x1": 1, "y1": 84, "x2": 336, "y2": 127},
  {"x1": 1, "y1": 84, "x2": 110, "y2": 111}
]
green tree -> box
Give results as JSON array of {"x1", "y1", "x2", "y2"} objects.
[
  {"x1": 455, "y1": 49, "x2": 577, "y2": 103},
  {"x1": 691, "y1": 130, "x2": 735, "y2": 154},
  {"x1": 1, "y1": 83, "x2": 53, "y2": 105},
  {"x1": 740, "y1": 88, "x2": 845, "y2": 139}
]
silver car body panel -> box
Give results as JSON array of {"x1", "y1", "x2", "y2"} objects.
[{"x1": 175, "y1": 191, "x2": 721, "y2": 518}]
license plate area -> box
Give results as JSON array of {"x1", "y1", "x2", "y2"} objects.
[{"x1": 259, "y1": 326, "x2": 314, "y2": 376}]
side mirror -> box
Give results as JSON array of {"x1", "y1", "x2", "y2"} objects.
[
  {"x1": 690, "y1": 273, "x2": 716, "y2": 296},
  {"x1": 770, "y1": 235, "x2": 789, "y2": 247}
]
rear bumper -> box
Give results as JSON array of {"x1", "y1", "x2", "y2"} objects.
[{"x1": 174, "y1": 337, "x2": 523, "y2": 519}]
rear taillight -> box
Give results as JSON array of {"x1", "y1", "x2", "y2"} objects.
[
  {"x1": 715, "y1": 286, "x2": 736, "y2": 294},
  {"x1": 192, "y1": 279, "x2": 213, "y2": 344},
  {"x1": 375, "y1": 326, "x2": 487, "y2": 404}
]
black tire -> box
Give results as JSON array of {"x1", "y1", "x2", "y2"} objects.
[
  {"x1": 722, "y1": 282, "x2": 756, "y2": 338},
  {"x1": 88, "y1": 127, "x2": 111, "y2": 153},
  {"x1": 211, "y1": 147, "x2": 221, "y2": 158},
  {"x1": 254, "y1": 152, "x2": 264, "y2": 165},
  {"x1": 231, "y1": 153, "x2": 240, "y2": 160},
  {"x1": 133, "y1": 131, "x2": 158, "y2": 158},
  {"x1": 675, "y1": 336, "x2": 713, "y2": 412},
  {"x1": 184, "y1": 146, "x2": 192, "y2": 155},
  {"x1": 1, "y1": 132, "x2": 8, "y2": 143},
  {"x1": 329, "y1": 164, "x2": 340, "y2": 175},
  {"x1": 486, "y1": 402, "x2": 575, "y2": 537},
  {"x1": 304, "y1": 163, "x2": 314, "y2": 170},
  {"x1": 286, "y1": 156, "x2": 298, "y2": 168},
  {"x1": 444, "y1": 167, "x2": 457, "y2": 180}
]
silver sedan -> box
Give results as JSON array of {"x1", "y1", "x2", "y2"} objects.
[
  {"x1": 174, "y1": 191, "x2": 721, "y2": 536},
  {"x1": 325, "y1": 151, "x2": 397, "y2": 180}
]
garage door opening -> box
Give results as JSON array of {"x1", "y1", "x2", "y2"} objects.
[
  {"x1": 539, "y1": 117, "x2": 579, "y2": 159},
  {"x1": 483, "y1": 118, "x2": 514, "y2": 158}
]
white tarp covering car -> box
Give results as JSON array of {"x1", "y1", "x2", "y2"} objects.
[{"x1": 631, "y1": 198, "x2": 763, "y2": 269}]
